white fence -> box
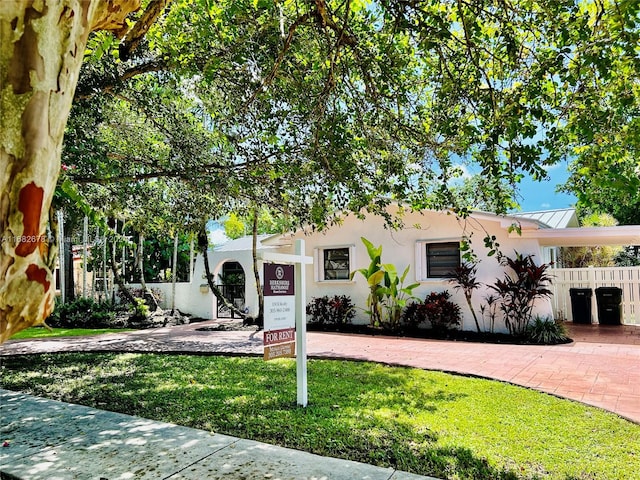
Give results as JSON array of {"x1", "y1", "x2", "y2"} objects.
[{"x1": 550, "y1": 266, "x2": 640, "y2": 325}]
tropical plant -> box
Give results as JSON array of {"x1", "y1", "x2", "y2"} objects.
[
  {"x1": 46, "y1": 297, "x2": 119, "y2": 329},
  {"x1": 615, "y1": 246, "x2": 640, "y2": 267},
  {"x1": 449, "y1": 262, "x2": 482, "y2": 333},
  {"x1": 378, "y1": 263, "x2": 421, "y2": 329},
  {"x1": 306, "y1": 295, "x2": 356, "y2": 326},
  {"x1": 402, "y1": 291, "x2": 462, "y2": 333},
  {"x1": 489, "y1": 253, "x2": 554, "y2": 336},
  {"x1": 525, "y1": 316, "x2": 570, "y2": 345},
  {"x1": 480, "y1": 294, "x2": 500, "y2": 334},
  {"x1": 351, "y1": 238, "x2": 420, "y2": 329},
  {"x1": 351, "y1": 238, "x2": 385, "y2": 327}
]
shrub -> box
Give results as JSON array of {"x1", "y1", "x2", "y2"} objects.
[
  {"x1": 525, "y1": 316, "x2": 570, "y2": 345},
  {"x1": 402, "y1": 291, "x2": 461, "y2": 332},
  {"x1": 306, "y1": 295, "x2": 355, "y2": 326},
  {"x1": 117, "y1": 287, "x2": 164, "y2": 308},
  {"x1": 46, "y1": 297, "x2": 118, "y2": 329},
  {"x1": 489, "y1": 252, "x2": 553, "y2": 336},
  {"x1": 401, "y1": 301, "x2": 426, "y2": 329}
]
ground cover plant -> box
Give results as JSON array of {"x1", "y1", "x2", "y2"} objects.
[{"x1": 1, "y1": 353, "x2": 637, "y2": 479}]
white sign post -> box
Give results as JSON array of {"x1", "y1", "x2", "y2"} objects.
[{"x1": 260, "y1": 239, "x2": 313, "y2": 407}]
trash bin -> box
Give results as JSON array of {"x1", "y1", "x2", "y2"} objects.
[
  {"x1": 569, "y1": 288, "x2": 593, "y2": 324},
  {"x1": 595, "y1": 287, "x2": 623, "y2": 325}
]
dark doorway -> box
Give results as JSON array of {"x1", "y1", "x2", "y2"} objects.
[{"x1": 217, "y1": 261, "x2": 246, "y2": 318}]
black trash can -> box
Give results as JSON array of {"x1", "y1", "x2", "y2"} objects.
[
  {"x1": 595, "y1": 287, "x2": 623, "y2": 325},
  {"x1": 569, "y1": 288, "x2": 593, "y2": 324}
]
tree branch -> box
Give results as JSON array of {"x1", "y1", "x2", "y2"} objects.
[
  {"x1": 119, "y1": 0, "x2": 173, "y2": 60},
  {"x1": 243, "y1": 12, "x2": 312, "y2": 109},
  {"x1": 75, "y1": 59, "x2": 167, "y2": 99}
]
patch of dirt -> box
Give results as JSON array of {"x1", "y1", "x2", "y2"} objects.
[
  {"x1": 196, "y1": 320, "x2": 261, "y2": 332},
  {"x1": 116, "y1": 309, "x2": 202, "y2": 329}
]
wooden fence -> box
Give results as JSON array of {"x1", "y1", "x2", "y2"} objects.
[{"x1": 550, "y1": 266, "x2": 640, "y2": 325}]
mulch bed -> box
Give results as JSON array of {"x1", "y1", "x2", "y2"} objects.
[{"x1": 306, "y1": 323, "x2": 573, "y2": 345}]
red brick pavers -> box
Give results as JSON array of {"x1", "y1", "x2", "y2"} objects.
[
  {"x1": 305, "y1": 325, "x2": 640, "y2": 424},
  {"x1": 2, "y1": 322, "x2": 639, "y2": 423}
]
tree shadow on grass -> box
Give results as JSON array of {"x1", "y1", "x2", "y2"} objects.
[{"x1": 0, "y1": 353, "x2": 535, "y2": 479}]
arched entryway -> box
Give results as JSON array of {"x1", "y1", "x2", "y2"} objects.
[{"x1": 217, "y1": 261, "x2": 246, "y2": 318}]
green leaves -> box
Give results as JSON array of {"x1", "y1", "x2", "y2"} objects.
[
  {"x1": 352, "y1": 238, "x2": 419, "y2": 328},
  {"x1": 62, "y1": 0, "x2": 640, "y2": 241}
]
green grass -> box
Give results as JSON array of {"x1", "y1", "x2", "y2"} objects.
[
  {"x1": 9, "y1": 326, "x2": 133, "y2": 340},
  {"x1": 1, "y1": 353, "x2": 638, "y2": 479}
]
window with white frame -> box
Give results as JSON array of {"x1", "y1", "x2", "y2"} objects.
[
  {"x1": 426, "y1": 242, "x2": 460, "y2": 277},
  {"x1": 416, "y1": 240, "x2": 461, "y2": 280},
  {"x1": 314, "y1": 246, "x2": 354, "y2": 281}
]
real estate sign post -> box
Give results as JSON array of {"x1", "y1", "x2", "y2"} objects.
[{"x1": 261, "y1": 239, "x2": 312, "y2": 407}]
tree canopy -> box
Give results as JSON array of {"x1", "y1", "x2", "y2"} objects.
[{"x1": 65, "y1": 0, "x2": 640, "y2": 230}]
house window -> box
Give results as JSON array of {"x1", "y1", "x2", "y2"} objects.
[
  {"x1": 425, "y1": 242, "x2": 460, "y2": 278},
  {"x1": 323, "y1": 247, "x2": 351, "y2": 280}
]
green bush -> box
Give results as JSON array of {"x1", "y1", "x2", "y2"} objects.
[
  {"x1": 46, "y1": 297, "x2": 119, "y2": 329},
  {"x1": 306, "y1": 295, "x2": 355, "y2": 326},
  {"x1": 525, "y1": 316, "x2": 570, "y2": 345}
]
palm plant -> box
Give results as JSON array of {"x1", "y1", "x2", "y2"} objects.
[{"x1": 449, "y1": 262, "x2": 482, "y2": 333}]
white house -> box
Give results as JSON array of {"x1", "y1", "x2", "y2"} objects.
[{"x1": 152, "y1": 207, "x2": 639, "y2": 331}]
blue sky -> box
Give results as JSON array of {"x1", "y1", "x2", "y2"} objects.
[{"x1": 514, "y1": 162, "x2": 578, "y2": 212}]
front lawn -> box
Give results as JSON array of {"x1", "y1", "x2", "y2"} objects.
[
  {"x1": 1, "y1": 353, "x2": 637, "y2": 479},
  {"x1": 8, "y1": 326, "x2": 133, "y2": 340}
]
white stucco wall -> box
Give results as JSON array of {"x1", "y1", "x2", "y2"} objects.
[
  {"x1": 180, "y1": 209, "x2": 555, "y2": 332},
  {"x1": 127, "y1": 281, "x2": 215, "y2": 319},
  {"x1": 278, "y1": 210, "x2": 552, "y2": 333}
]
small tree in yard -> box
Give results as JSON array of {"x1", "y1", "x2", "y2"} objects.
[
  {"x1": 449, "y1": 262, "x2": 482, "y2": 333},
  {"x1": 489, "y1": 252, "x2": 553, "y2": 337}
]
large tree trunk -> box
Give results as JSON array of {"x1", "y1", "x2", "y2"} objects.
[
  {"x1": 0, "y1": 0, "x2": 141, "y2": 343},
  {"x1": 251, "y1": 208, "x2": 264, "y2": 326},
  {"x1": 170, "y1": 234, "x2": 178, "y2": 314},
  {"x1": 63, "y1": 237, "x2": 75, "y2": 302}
]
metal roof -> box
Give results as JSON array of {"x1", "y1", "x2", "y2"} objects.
[{"x1": 510, "y1": 208, "x2": 579, "y2": 229}]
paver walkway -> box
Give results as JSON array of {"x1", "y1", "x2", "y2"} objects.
[{"x1": 2, "y1": 322, "x2": 639, "y2": 423}]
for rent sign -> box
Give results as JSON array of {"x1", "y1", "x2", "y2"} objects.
[{"x1": 263, "y1": 264, "x2": 295, "y2": 360}]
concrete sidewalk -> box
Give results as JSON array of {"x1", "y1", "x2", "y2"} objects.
[{"x1": 0, "y1": 390, "x2": 435, "y2": 480}]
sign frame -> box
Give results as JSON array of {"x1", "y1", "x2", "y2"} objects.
[{"x1": 259, "y1": 240, "x2": 313, "y2": 406}]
